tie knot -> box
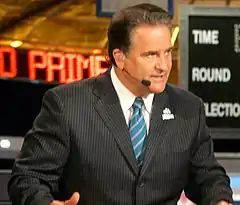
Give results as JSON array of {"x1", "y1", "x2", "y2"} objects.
[{"x1": 133, "y1": 97, "x2": 144, "y2": 110}]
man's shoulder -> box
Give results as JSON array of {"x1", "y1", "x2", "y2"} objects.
[
  {"x1": 166, "y1": 84, "x2": 202, "y2": 103},
  {"x1": 165, "y1": 84, "x2": 203, "y2": 113},
  {"x1": 45, "y1": 76, "x2": 97, "y2": 101}
]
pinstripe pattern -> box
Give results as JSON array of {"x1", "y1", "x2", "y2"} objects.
[{"x1": 8, "y1": 71, "x2": 233, "y2": 205}]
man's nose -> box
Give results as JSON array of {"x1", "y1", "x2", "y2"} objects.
[{"x1": 155, "y1": 55, "x2": 168, "y2": 71}]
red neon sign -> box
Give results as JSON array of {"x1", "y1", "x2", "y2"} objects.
[
  {"x1": 0, "y1": 47, "x2": 109, "y2": 84},
  {"x1": 0, "y1": 47, "x2": 17, "y2": 78}
]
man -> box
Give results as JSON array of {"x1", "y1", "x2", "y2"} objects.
[{"x1": 8, "y1": 3, "x2": 233, "y2": 205}]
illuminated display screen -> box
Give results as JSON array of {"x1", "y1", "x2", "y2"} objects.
[
  {"x1": 0, "y1": 46, "x2": 109, "y2": 84},
  {"x1": 188, "y1": 16, "x2": 240, "y2": 129},
  {"x1": 0, "y1": 46, "x2": 109, "y2": 137}
]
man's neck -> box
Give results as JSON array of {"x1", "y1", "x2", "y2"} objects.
[{"x1": 114, "y1": 67, "x2": 149, "y2": 97}]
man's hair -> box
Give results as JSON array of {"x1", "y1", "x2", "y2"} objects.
[{"x1": 107, "y1": 3, "x2": 172, "y2": 66}]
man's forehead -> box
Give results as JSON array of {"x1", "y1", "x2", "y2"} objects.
[
  {"x1": 129, "y1": 25, "x2": 172, "y2": 51},
  {"x1": 132, "y1": 24, "x2": 170, "y2": 35}
]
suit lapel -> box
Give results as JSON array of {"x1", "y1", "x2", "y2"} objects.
[
  {"x1": 93, "y1": 71, "x2": 139, "y2": 176},
  {"x1": 140, "y1": 88, "x2": 171, "y2": 176}
]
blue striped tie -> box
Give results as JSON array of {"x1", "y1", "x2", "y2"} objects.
[{"x1": 129, "y1": 97, "x2": 147, "y2": 163}]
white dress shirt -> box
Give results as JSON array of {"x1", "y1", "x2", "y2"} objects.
[{"x1": 110, "y1": 67, "x2": 154, "y2": 133}]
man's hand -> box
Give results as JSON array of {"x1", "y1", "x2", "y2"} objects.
[
  {"x1": 217, "y1": 201, "x2": 233, "y2": 205},
  {"x1": 51, "y1": 192, "x2": 80, "y2": 205}
]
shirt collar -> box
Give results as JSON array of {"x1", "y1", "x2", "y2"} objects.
[{"x1": 110, "y1": 66, "x2": 154, "y2": 113}]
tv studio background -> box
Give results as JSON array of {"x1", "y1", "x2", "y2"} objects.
[{"x1": 0, "y1": 0, "x2": 240, "y2": 204}]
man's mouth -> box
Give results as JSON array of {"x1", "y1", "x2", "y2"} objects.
[{"x1": 150, "y1": 74, "x2": 165, "y2": 81}]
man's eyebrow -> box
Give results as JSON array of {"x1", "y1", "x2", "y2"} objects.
[
  {"x1": 140, "y1": 50, "x2": 159, "y2": 56},
  {"x1": 140, "y1": 47, "x2": 173, "y2": 56},
  {"x1": 166, "y1": 46, "x2": 173, "y2": 52}
]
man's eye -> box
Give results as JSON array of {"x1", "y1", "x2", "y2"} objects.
[
  {"x1": 146, "y1": 53, "x2": 157, "y2": 58},
  {"x1": 165, "y1": 50, "x2": 172, "y2": 56}
]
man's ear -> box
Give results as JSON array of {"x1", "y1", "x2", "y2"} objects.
[{"x1": 112, "y1": 49, "x2": 125, "y2": 69}]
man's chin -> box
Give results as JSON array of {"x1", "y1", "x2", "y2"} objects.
[{"x1": 148, "y1": 84, "x2": 166, "y2": 94}]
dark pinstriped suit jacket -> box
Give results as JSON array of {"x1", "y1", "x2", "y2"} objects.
[{"x1": 8, "y1": 71, "x2": 233, "y2": 205}]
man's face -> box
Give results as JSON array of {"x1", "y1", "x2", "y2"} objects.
[{"x1": 124, "y1": 24, "x2": 172, "y2": 94}]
